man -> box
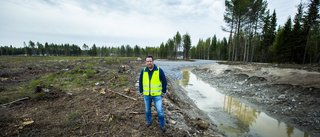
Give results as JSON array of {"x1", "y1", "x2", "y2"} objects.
[{"x1": 139, "y1": 56, "x2": 167, "y2": 132}]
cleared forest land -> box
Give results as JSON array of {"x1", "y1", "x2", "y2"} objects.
[{"x1": 0, "y1": 56, "x2": 223, "y2": 137}]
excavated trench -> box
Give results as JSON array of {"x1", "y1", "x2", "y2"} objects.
[
  {"x1": 155, "y1": 60, "x2": 314, "y2": 137},
  {"x1": 176, "y1": 68, "x2": 307, "y2": 137}
]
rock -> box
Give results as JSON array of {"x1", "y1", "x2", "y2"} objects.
[
  {"x1": 197, "y1": 120, "x2": 209, "y2": 130},
  {"x1": 278, "y1": 94, "x2": 286, "y2": 100},
  {"x1": 171, "y1": 120, "x2": 177, "y2": 125},
  {"x1": 95, "y1": 81, "x2": 105, "y2": 86},
  {"x1": 66, "y1": 92, "x2": 72, "y2": 95},
  {"x1": 292, "y1": 98, "x2": 296, "y2": 102}
]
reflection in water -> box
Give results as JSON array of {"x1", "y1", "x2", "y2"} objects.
[
  {"x1": 180, "y1": 71, "x2": 190, "y2": 87},
  {"x1": 286, "y1": 124, "x2": 294, "y2": 137},
  {"x1": 177, "y1": 70, "x2": 309, "y2": 137},
  {"x1": 223, "y1": 95, "x2": 260, "y2": 128}
]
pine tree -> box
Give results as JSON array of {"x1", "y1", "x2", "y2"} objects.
[
  {"x1": 183, "y1": 33, "x2": 191, "y2": 60},
  {"x1": 303, "y1": 0, "x2": 320, "y2": 63},
  {"x1": 292, "y1": 2, "x2": 305, "y2": 63}
]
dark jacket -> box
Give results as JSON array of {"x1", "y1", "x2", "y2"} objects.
[{"x1": 139, "y1": 64, "x2": 167, "y2": 95}]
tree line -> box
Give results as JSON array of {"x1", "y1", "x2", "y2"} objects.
[
  {"x1": 1, "y1": 0, "x2": 319, "y2": 64},
  {"x1": 0, "y1": 32, "x2": 193, "y2": 60},
  {"x1": 222, "y1": 0, "x2": 319, "y2": 64},
  {"x1": 0, "y1": 41, "x2": 154, "y2": 57},
  {"x1": 154, "y1": 0, "x2": 319, "y2": 64}
]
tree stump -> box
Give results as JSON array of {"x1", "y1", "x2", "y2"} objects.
[{"x1": 34, "y1": 85, "x2": 42, "y2": 93}]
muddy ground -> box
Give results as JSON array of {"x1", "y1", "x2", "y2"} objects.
[
  {"x1": 0, "y1": 57, "x2": 223, "y2": 137},
  {"x1": 192, "y1": 62, "x2": 320, "y2": 137}
]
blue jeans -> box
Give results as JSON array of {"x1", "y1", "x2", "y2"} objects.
[{"x1": 144, "y1": 95, "x2": 165, "y2": 126}]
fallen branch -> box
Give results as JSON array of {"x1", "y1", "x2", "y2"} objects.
[
  {"x1": 107, "y1": 89, "x2": 137, "y2": 101},
  {"x1": 0, "y1": 97, "x2": 29, "y2": 108},
  {"x1": 129, "y1": 111, "x2": 157, "y2": 114},
  {"x1": 85, "y1": 131, "x2": 106, "y2": 137},
  {"x1": 129, "y1": 111, "x2": 144, "y2": 114}
]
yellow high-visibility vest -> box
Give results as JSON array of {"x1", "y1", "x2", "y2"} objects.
[{"x1": 142, "y1": 67, "x2": 162, "y2": 96}]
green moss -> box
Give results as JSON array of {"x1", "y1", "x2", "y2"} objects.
[
  {"x1": 28, "y1": 79, "x2": 41, "y2": 89},
  {"x1": 105, "y1": 59, "x2": 113, "y2": 65},
  {"x1": 119, "y1": 77, "x2": 127, "y2": 86},
  {"x1": 85, "y1": 62, "x2": 98, "y2": 67},
  {"x1": 84, "y1": 69, "x2": 95, "y2": 78}
]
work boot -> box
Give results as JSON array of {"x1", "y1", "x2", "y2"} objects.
[
  {"x1": 160, "y1": 125, "x2": 166, "y2": 132},
  {"x1": 146, "y1": 122, "x2": 151, "y2": 127}
]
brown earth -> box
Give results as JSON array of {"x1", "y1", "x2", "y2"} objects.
[
  {"x1": 192, "y1": 62, "x2": 320, "y2": 137},
  {"x1": 0, "y1": 57, "x2": 223, "y2": 137}
]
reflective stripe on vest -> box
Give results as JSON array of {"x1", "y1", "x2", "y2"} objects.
[{"x1": 142, "y1": 67, "x2": 162, "y2": 96}]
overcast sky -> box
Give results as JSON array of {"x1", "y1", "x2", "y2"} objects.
[{"x1": 0, "y1": 0, "x2": 309, "y2": 48}]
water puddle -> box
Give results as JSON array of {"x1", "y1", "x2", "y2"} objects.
[{"x1": 176, "y1": 70, "x2": 309, "y2": 137}]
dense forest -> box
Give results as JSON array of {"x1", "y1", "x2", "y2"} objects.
[
  {"x1": 221, "y1": 0, "x2": 319, "y2": 64},
  {"x1": 1, "y1": 0, "x2": 319, "y2": 64}
]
